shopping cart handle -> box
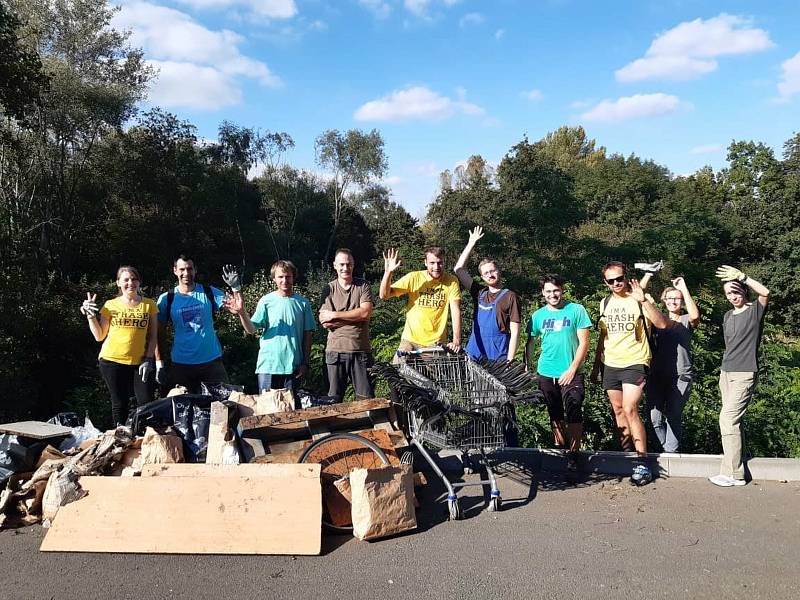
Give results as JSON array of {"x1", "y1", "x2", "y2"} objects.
[{"x1": 395, "y1": 345, "x2": 445, "y2": 358}]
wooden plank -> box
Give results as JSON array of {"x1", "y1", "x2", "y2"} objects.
[
  {"x1": 239, "y1": 398, "x2": 390, "y2": 432},
  {"x1": 239, "y1": 414, "x2": 377, "y2": 442},
  {"x1": 206, "y1": 401, "x2": 231, "y2": 465},
  {"x1": 140, "y1": 463, "x2": 313, "y2": 478},
  {"x1": 0, "y1": 421, "x2": 72, "y2": 439},
  {"x1": 41, "y1": 467, "x2": 321, "y2": 555},
  {"x1": 239, "y1": 437, "x2": 266, "y2": 462}
]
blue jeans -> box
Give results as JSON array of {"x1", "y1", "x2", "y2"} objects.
[{"x1": 257, "y1": 373, "x2": 298, "y2": 409}]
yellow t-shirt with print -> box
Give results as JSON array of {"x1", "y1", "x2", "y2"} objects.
[
  {"x1": 98, "y1": 297, "x2": 157, "y2": 365},
  {"x1": 389, "y1": 271, "x2": 461, "y2": 346},
  {"x1": 599, "y1": 294, "x2": 652, "y2": 368}
]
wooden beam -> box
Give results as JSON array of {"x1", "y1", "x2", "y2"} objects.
[
  {"x1": 238, "y1": 398, "x2": 390, "y2": 432},
  {"x1": 0, "y1": 421, "x2": 72, "y2": 439}
]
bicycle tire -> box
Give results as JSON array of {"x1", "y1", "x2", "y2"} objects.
[{"x1": 299, "y1": 432, "x2": 391, "y2": 533}]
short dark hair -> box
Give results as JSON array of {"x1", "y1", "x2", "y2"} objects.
[
  {"x1": 540, "y1": 273, "x2": 565, "y2": 290},
  {"x1": 424, "y1": 246, "x2": 444, "y2": 260},
  {"x1": 601, "y1": 261, "x2": 628, "y2": 278},
  {"x1": 270, "y1": 260, "x2": 297, "y2": 278},
  {"x1": 174, "y1": 254, "x2": 193, "y2": 267},
  {"x1": 333, "y1": 248, "x2": 354, "y2": 262},
  {"x1": 478, "y1": 258, "x2": 499, "y2": 274}
]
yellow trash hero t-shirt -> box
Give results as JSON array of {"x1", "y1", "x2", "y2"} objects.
[
  {"x1": 599, "y1": 294, "x2": 652, "y2": 368},
  {"x1": 389, "y1": 271, "x2": 461, "y2": 346},
  {"x1": 98, "y1": 297, "x2": 157, "y2": 365}
]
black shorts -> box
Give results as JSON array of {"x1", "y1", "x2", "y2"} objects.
[
  {"x1": 537, "y1": 374, "x2": 585, "y2": 424},
  {"x1": 602, "y1": 364, "x2": 648, "y2": 391}
]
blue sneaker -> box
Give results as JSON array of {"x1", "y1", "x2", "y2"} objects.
[{"x1": 630, "y1": 464, "x2": 653, "y2": 486}]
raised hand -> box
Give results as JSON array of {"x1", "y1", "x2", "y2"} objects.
[
  {"x1": 715, "y1": 265, "x2": 746, "y2": 282},
  {"x1": 80, "y1": 292, "x2": 98, "y2": 317},
  {"x1": 467, "y1": 226, "x2": 484, "y2": 245},
  {"x1": 672, "y1": 276, "x2": 689, "y2": 292},
  {"x1": 634, "y1": 260, "x2": 664, "y2": 274},
  {"x1": 383, "y1": 248, "x2": 402, "y2": 273},
  {"x1": 222, "y1": 264, "x2": 242, "y2": 292},
  {"x1": 629, "y1": 278, "x2": 646, "y2": 302},
  {"x1": 223, "y1": 292, "x2": 244, "y2": 315}
]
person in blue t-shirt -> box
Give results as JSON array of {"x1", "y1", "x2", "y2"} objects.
[
  {"x1": 228, "y1": 260, "x2": 316, "y2": 407},
  {"x1": 156, "y1": 255, "x2": 234, "y2": 393},
  {"x1": 525, "y1": 274, "x2": 592, "y2": 471}
]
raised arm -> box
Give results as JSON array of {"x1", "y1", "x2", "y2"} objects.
[
  {"x1": 631, "y1": 278, "x2": 668, "y2": 329},
  {"x1": 672, "y1": 277, "x2": 701, "y2": 326},
  {"x1": 453, "y1": 226, "x2": 484, "y2": 289},
  {"x1": 81, "y1": 293, "x2": 110, "y2": 342},
  {"x1": 225, "y1": 292, "x2": 256, "y2": 334},
  {"x1": 716, "y1": 265, "x2": 770, "y2": 307},
  {"x1": 379, "y1": 248, "x2": 402, "y2": 300}
]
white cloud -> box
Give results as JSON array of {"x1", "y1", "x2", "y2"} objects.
[
  {"x1": 354, "y1": 85, "x2": 485, "y2": 122},
  {"x1": 146, "y1": 60, "x2": 242, "y2": 109},
  {"x1": 689, "y1": 144, "x2": 723, "y2": 155},
  {"x1": 174, "y1": 0, "x2": 297, "y2": 20},
  {"x1": 459, "y1": 12, "x2": 484, "y2": 27},
  {"x1": 382, "y1": 175, "x2": 403, "y2": 185},
  {"x1": 494, "y1": 28, "x2": 505, "y2": 40},
  {"x1": 521, "y1": 89, "x2": 543, "y2": 101},
  {"x1": 404, "y1": 0, "x2": 430, "y2": 17},
  {"x1": 616, "y1": 14, "x2": 774, "y2": 82},
  {"x1": 359, "y1": 0, "x2": 391, "y2": 19},
  {"x1": 579, "y1": 93, "x2": 685, "y2": 123},
  {"x1": 570, "y1": 99, "x2": 592, "y2": 109},
  {"x1": 114, "y1": 2, "x2": 280, "y2": 110},
  {"x1": 776, "y1": 51, "x2": 800, "y2": 103}
]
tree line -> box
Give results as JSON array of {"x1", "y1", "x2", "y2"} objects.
[{"x1": 1, "y1": 0, "x2": 798, "y2": 457}]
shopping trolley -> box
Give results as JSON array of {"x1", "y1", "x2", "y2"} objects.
[{"x1": 373, "y1": 349, "x2": 541, "y2": 520}]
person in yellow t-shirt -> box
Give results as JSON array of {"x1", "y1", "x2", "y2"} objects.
[
  {"x1": 379, "y1": 246, "x2": 461, "y2": 360},
  {"x1": 590, "y1": 261, "x2": 667, "y2": 486},
  {"x1": 80, "y1": 266, "x2": 158, "y2": 425}
]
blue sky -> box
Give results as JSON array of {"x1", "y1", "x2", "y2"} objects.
[{"x1": 113, "y1": 0, "x2": 800, "y2": 217}]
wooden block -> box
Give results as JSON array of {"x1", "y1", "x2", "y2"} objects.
[
  {"x1": 0, "y1": 421, "x2": 71, "y2": 439},
  {"x1": 41, "y1": 466, "x2": 322, "y2": 555},
  {"x1": 239, "y1": 437, "x2": 266, "y2": 462},
  {"x1": 239, "y1": 399, "x2": 390, "y2": 436},
  {"x1": 206, "y1": 401, "x2": 231, "y2": 465}
]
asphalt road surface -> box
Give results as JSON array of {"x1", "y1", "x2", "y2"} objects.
[{"x1": 1, "y1": 456, "x2": 799, "y2": 600}]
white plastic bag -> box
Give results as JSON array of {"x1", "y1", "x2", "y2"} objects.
[{"x1": 58, "y1": 417, "x2": 102, "y2": 452}]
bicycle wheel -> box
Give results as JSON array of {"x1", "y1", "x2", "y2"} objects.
[{"x1": 299, "y1": 432, "x2": 391, "y2": 533}]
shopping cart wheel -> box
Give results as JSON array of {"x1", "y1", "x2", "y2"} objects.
[
  {"x1": 488, "y1": 496, "x2": 502, "y2": 512},
  {"x1": 299, "y1": 432, "x2": 390, "y2": 533},
  {"x1": 447, "y1": 497, "x2": 462, "y2": 521},
  {"x1": 401, "y1": 451, "x2": 414, "y2": 465}
]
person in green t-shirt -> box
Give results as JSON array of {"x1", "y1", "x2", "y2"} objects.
[{"x1": 525, "y1": 274, "x2": 592, "y2": 471}]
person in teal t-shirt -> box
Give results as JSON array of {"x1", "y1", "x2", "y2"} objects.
[
  {"x1": 228, "y1": 260, "x2": 316, "y2": 407},
  {"x1": 525, "y1": 274, "x2": 592, "y2": 470}
]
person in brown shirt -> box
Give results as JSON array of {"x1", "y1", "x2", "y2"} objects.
[{"x1": 319, "y1": 248, "x2": 375, "y2": 402}]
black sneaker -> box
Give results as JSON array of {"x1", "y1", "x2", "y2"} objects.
[{"x1": 566, "y1": 451, "x2": 579, "y2": 472}]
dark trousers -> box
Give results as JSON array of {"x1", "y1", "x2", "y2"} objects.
[
  {"x1": 170, "y1": 358, "x2": 228, "y2": 394},
  {"x1": 324, "y1": 351, "x2": 375, "y2": 402},
  {"x1": 98, "y1": 358, "x2": 154, "y2": 425}
]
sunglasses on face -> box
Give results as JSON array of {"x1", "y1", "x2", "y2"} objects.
[{"x1": 605, "y1": 275, "x2": 626, "y2": 285}]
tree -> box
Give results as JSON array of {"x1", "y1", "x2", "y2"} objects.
[
  {"x1": 534, "y1": 126, "x2": 606, "y2": 172},
  {"x1": 0, "y1": 0, "x2": 48, "y2": 124},
  {"x1": 314, "y1": 128, "x2": 387, "y2": 262}
]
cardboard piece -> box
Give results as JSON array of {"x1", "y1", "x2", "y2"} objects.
[
  {"x1": 206, "y1": 402, "x2": 232, "y2": 465},
  {"x1": 140, "y1": 427, "x2": 183, "y2": 464},
  {"x1": 350, "y1": 465, "x2": 417, "y2": 541},
  {"x1": 41, "y1": 466, "x2": 322, "y2": 554},
  {"x1": 256, "y1": 389, "x2": 294, "y2": 415},
  {"x1": 0, "y1": 421, "x2": 71, "y2": 439},
  {"x1": 34, "y1": 446, "x2": 66, "y2": 469}
]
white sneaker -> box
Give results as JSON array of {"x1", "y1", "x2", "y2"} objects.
[{"x1": 709, "y1": 474, "x2": 747, "y2": 487}]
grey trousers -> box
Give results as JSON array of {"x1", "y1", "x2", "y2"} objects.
[
  {"x1": 646, "y1": 374, "x2": 692, "y2": 453},
  {"x1": 718, "y1": 371, "x2": 757, "y2": 479}
]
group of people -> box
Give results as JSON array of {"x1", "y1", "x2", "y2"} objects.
[{"x1": 80, "y1": 230, "x2": 769, "y2": 488}]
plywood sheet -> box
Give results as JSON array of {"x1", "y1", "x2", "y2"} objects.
[
  {"x1": 0, "y1": 421, "x2": 72, "y2": 439},
  {"x1": 239, "y1": 399, "x2": 390, "y2": 438},
  {"x1": 41, "y1": 466, "x2": 321, "y2": 555}
]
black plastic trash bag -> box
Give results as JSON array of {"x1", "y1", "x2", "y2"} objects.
[
  {"x1": 0, "y1": 434, "x2": 40, "y2": 486},
  {"x1": 199, "y1": 381, "x2": 245, "y2": 401},
  {"x1": 171, "y1": 394, "x2": 214, "y2": 463},
  {"x1": 297, "y1": 389, "x2": 338, "y2": 409},
  {"x1": 126, "y1": 398, "x2": 175, "y2": 436}
]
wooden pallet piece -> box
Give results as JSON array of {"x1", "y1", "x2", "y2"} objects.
[
  {"x1": 41, "y1": 466, "x2": 321, "y2": 555},
  {"x1": 238, "y1": 399, "x2": 390, "y2": 440}
]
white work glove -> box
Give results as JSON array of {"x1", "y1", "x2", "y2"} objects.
[
  {"x1": 138, "y1": 358, "x2": 155, "y2": 383},
  {"x1": 715, "y1": 265, "x2": 746, "y2": 282},
  {"x1": 155, "y1": 360, "x2": 167, "y2": 385},
  {"x1": 634, "y1": 260, "x2": 664, "y2": 274},
  {"x1": 222, "y1": 264, "x2": 242, "y2": 292},
  {"x1": 79, "y1": 297, "x2": 98, "y2": 317}
]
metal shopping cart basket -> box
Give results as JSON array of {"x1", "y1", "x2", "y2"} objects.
[{"x1": 372, "y1": 349, "x2": 542, "y2": 520}]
